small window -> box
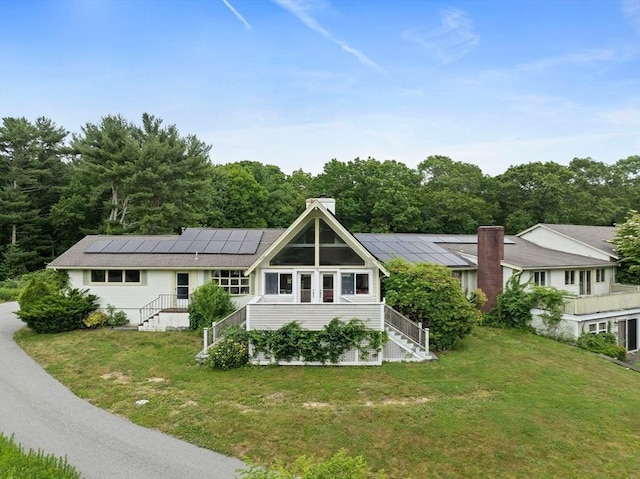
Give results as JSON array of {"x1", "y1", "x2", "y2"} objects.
[
  {"x1": 265, "y1": 272, "x2": 292, "y2": 295},
  {"x1": 341, "y1": 273, "x2": 370, "y2": 295},
  {"x1": 533, "y1": 271, "x2": 546, "y2": 286},
  {"x1": 596, "y1": 269, "x2": 606, "y2": 283},
  {"x1": 564, "y1": 270, "x2": 575, "y2": 285},
  {"x1": 91, "y1": 270, "x2": 140, "y2": 284},
  {"x1": 588, "y1": 322, "x2": 607, "y2": 334}
]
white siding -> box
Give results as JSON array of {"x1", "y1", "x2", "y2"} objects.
[
  {"x1": 520, "y1": 228, "x2": 611, "y2": 261},
  {"x1": 247, "y1": 303, "x2": 383, "y2": 331}
]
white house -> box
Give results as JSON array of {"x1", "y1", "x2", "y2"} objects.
[{"x1": 49, "y1": 199, "x2": 639, "y2": 356}]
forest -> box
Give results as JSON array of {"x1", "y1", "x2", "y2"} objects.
[{"x1": 1, "y1": 113, "x2": 638, "y2": 279}]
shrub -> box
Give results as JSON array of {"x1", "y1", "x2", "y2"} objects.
[
  {"x1": 577, "y1": 332, "x2": 626, "y2": 361},
  {"x1": 105, "y1": 304, "x2": 129, "y2": 326},
  {"x1": 188, "y1": 282, "x2": 236, "y2": 330},
  {"x1": 0, "y1": 278, "x2": 21, "y2": 302},
  {"x1": 0, "y1": 432, "x2": 81, "y2": 479},
  {"x1": 383, "y1": 259, "x2": 479, "y2": 350},
  {"x1": 205, "y1": 326, "x2": 250, "y2": 370},
  {"x1": 17, "y1": 277, "x2": 99, "y2": 333},
  {"x1": 84, "y1": 310, "x2": 108, "y2": 328},
  {"x1": 237, "y1": 449, "x2": 386, "y2": 479}
]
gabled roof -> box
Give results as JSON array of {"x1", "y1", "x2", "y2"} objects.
[
  {"x1": 245, "y1": 199, "x2": 389, "y2": 276},
  {"x1": 517, "y1": 223, "x2": 617, "y2": 259}
]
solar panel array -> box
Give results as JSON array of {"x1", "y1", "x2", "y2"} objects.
[
  {"x1": 354, "y1": 233, "x2": 511, "y2": 267},
  {"x1": 85, "y1": 229, "x2": 264, "y2": 255}
]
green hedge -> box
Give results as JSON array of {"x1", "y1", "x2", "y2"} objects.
[{"x1": 576, "y1": 332, "x2": 626, "y2": 361}]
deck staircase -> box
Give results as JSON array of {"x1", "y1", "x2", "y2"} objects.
[{"x1": 138, "y1": 295, "x2": 190, "y2": 331}]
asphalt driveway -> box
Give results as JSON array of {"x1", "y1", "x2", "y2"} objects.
[{"x1": 0, "y1": 302, "x2": 246, "y2": 479}]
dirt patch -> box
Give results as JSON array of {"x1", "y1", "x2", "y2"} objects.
[
  {"x1": 101, "y1": 372, "x2": 131, "y2": 384},
  {"x1": 147, "y1": 377, "x2": 166, "y2": 383}
]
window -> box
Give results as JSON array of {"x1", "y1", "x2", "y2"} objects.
[
  {"x1": 564, "y1": 270, "x2": 575, "y2": 285},
  {"x1": 265, "y1": 272, "x2": 293, "y2": 295},
  {"x1": 212, "y1": 270, "x2": 249, "y2": 295},
  {"x1": 533, "y1": 271, "x2": 546, "y2": 286},
  {"x1": 588, "y1": 322, "x2": 607, "y2": 334},
  {"x1": 596, "y1": 269, "x2": 606, "y2": 283},
  {"x1": 341, "y1": 273, "x2": 370, "y2": 295},
  {"x1": 91, "y1": 270, "x2": 141, "y2": 284}
]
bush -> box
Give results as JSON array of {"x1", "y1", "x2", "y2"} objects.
[
  {"x1": 17, "y1": 277, "x2": 99, "y2": 333},
  {"x1": 383, "y1": 259, "x2": 479, "y2": 350},
  {"x1": 237, "y1": 449, "x2": 386, "y2": 479},
  {"x1": 205, "y1": 326, "x2": 250, "y2": 370},
  {"x1": 576, "y1": 332, "x2": 626, "y2": 361},
  {"x1": 0, "y1": 279, "x2": 20, "y2": 303},
  {"x1": 0, "y1": 432, "x2": 81, "y2": 479},
  {"x1": 188, "y1": 282, "x2": 236, "y2": 330},
  {"x1": 105, "y1": 304, "x2": 129, "y2": 326},
  {"x1": 84, "y1": 310, "x2": 108, "y2": 328}
]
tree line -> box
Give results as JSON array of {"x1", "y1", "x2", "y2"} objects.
[{"x1": 1, "y1": 113, "x2": 638, "y2": 278}]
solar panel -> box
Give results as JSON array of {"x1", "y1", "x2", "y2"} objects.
[
  {"x1": 221, "y1": 241, "x2": 241, "y2": 254},
  {"x1": 203, "y1": 241, "x2": 225, "y2": 254},
  {"x1": 137, "y1": 240, "x2": 160, "y2": 253},
  {"x1": 117, "y1": 239, "x2": 145, "y2": 253},
  {"x1": 195, "y1": 229, "x2": 215, "y2": 241},
  {"x1": 152, "y1": 240, "x2": 175, "y2": 253},
  {"x1": 245, "y1": 230, "x2": 263, "y2": 242},
  {"x1": 239, "y1": 241, "x2": 259, "y2": 254},
  {"x1": 102, "y1": 240, "x2": 126, "y2": 253},
  {"x1": 179, "y1": 229, "x2": 200, "y2": 241},
  {"x1": 85, "y1": 240, "x2": 113, "y2": 253},
  {"x1": 169, "y1": 241, "x2": 193, "y2": 253},
  {"x1": 228, "y1": 230, "x2": 247, "y2": 241},
  {"x1": 212, "y1": 230, "x2": 232, "y2": 241},
  {"x1": 190, "y1": 240, "x2": 209, "y2": 253}
]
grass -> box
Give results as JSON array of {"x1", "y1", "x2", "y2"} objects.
[
  {"x1": 14, "y1": 326, "x2": 640, "y2": 479},
  {"x1": 0, "y1": 432, "x2": 81, "y2": 479}
]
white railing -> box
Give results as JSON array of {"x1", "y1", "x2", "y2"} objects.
[
  {"x1": 202, "y1": 306, "x2": 247, "y2": 353},
  {"x1": 139, "y1": 294, "x2": 188, "y2": 324},
  {"x1": 611, "y1": 283, "x2": 640, "y2": 293},
  {"x1": 383, "y1": 305, "x2": 429, "y2": 353},
  {"x1": 563, "y1": 291, "x2": 640, "y2": 315}
]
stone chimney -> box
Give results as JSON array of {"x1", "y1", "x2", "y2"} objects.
[
  {"x1": 306, "y1": 196, "x2": 336, "y2": 214},
  {"x1": 477, "y1": 226, "x2": 504, "y2": 312}
]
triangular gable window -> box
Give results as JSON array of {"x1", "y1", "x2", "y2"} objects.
[{"x1": 270, "y1": 218, "x2": 364, "y2": 266}]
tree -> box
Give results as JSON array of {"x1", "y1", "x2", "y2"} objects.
[
  {"x1": 0, "y1": 117, "x2": 69, "y2": 275},
  {"x1": 611, "y1": 210, "x2": 640, "y2": 285},
  {"x1": 54, "y1": 113, "x2": 212, "y2": 235},
  {"x1": 382, "y1": 258, "x2": 479, "y2": 350},
  {"x1": 314, "y1": 158, "x2": 423, "y2": 232},
  {"x1": 188, "y1": 282, "x2": 236, "y2": 329},
  {"x1": 418, "y1": 156, "x2": 497, "y2": 233}
]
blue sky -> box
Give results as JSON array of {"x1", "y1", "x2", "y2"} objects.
[{"x1": 1, "y1": 0, "x2": 639, "y2": 176}]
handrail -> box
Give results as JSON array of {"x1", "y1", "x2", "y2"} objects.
[
  {"x1": 203, "y1": 306, "x2": 247, "y2": 353},
  {"x1": 383, "y1": 305, "x2": 429, "y2": 352},
  {"x1": 139, "y1": 294, "x2": 188, "y2": 324}
]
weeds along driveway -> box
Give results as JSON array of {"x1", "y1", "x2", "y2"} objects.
[{"x1": 0, "y1": 302, "x2": 246, "y2": 479}]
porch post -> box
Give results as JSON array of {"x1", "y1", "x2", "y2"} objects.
[{"x1": 203, "y1": 327, "x2": 209, "y2": 354}]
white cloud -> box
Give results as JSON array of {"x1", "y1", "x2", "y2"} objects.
[
  {"x1": 403, "y1": 8, "x2": 479, "y2": 64},
  {"x1": 271, "y1": 0, "x2": 381, "y2": 70},
  {"x1": 221, "y1": 0, "x2": 251, "y2": 29},
  {"x1": 622, "y1": 0, "x2": 640, "y2": 28}
]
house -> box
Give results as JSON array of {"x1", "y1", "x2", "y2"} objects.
[
  {"x1": 48, "y1": 198, "x2": 434, "y2": 365},
  {"x1": 48, "y1": 198, "x2": 640, "y2": 358}
]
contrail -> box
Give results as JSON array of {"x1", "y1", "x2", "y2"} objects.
[{"x1": 222, "y1": 0, "x2": 251, "y2": 29}]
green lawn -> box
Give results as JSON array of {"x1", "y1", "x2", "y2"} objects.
[{"x1": 15, "y1": 326, "x2": 640, "y2": 479}]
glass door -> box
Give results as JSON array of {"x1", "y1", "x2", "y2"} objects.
[
  {"x1": 321, "y1": 273, "x2": 335, "y2": 303},
  {"x1": 299, "y1": 273, "x2": 312, "y2": 303},
  {"x1": 176, "y1": 272, "x2": 189, "y2": 304}
]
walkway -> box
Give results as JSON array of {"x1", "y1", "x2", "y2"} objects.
[{"x1": 0, "y1": 302, "x2": 246, "y2": 479}]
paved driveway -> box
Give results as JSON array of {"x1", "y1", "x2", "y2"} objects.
[{"x1": 0, "y1": 302, "x2": 246, "y2": 479}]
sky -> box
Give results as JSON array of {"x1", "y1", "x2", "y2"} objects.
[{"x1": 0, "y1": 0, "x2": 639, "y2": 177}]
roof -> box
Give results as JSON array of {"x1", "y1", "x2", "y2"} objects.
[
  {"x1": 48, "y1": 229, "x2": 286, "y2": 269},
  {"x1": 520, "y1": 223, "x2": 617, "y2": 257}
]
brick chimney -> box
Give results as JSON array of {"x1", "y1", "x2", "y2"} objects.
[{"x1": 477, "y1": 226, "x2": 504, "y2": 311}]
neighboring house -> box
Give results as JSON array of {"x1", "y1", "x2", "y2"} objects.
[{"x1": 48, "y1": 199, "x2": 640, "y2": 357}]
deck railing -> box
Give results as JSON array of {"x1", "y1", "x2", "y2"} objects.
[
  {"x1": 202, "y1": 306, "x2": 247, "y2": 353},
  {"x1": 383, "y1": 305, "x2": 429, "y2": 352},
  {"x1": 139, "y1": 294, "x2": 188, "y2": 324}
]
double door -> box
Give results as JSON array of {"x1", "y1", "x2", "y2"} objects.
[{"x1": 298, "y1": 272, "x2": 335, "y2": 303}]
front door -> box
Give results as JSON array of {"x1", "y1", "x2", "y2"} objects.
[
  {"x1": 579, "y1": 270, "x2": 591, "y2": 295},
  {"x1": 176, "y1": 272, "x2": 189, "y2": 305},
  {"x1": 321, "y1": 272, "x2": 335, "y2": 303}
]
